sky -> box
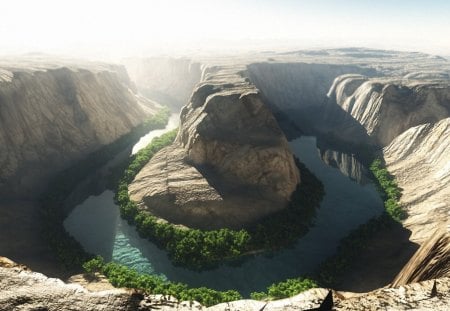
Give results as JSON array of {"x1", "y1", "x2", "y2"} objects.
[{"x1": 1, "y1": 0, "x2": 449, "y2": 59}]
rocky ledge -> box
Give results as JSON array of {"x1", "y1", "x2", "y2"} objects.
[
  {"x1": 2, "y1": 256, "x2": 450, "y2": 311},
  {"x1": 129, "y1": 66, "x2": 300, "y2": 229}
]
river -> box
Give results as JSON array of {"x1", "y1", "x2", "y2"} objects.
[{"x1": 64, "y1": 123, "x2": 383, "y2": 296}]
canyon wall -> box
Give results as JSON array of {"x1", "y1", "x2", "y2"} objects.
[
  {"x1": 383, "y1": 118, "x2": 450, "y2": 243},
  {"x1": 327, "y1": 75, "x2": 450, "y2": 146},
  {"x1": 124, "y1": 57, "x2": 202, "y2": 110},
  {"x1": 0, "y1": 63, "x2": 157, "y2": 198},
  {"x1": 129, "y1": 66, "x2": 300, "y2": 229},
  {"x1": 391, "y1": 229, "x2": 450, "y2": 287},
  {"x1": 245, "y1": 63, "x2": 376, "y2": 137}
]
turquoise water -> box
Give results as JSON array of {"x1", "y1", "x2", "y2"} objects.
[{"x1": 64, "y1": 136, "x2": 383, "y2": 296}]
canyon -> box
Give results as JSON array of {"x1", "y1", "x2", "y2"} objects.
[{"x1": 0, "y1": 48, "x2": 449, "y2": 309}]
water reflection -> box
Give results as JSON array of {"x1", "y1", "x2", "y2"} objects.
[
  {"x1": 319, "y1": 149, "x2": 371, "y2": 184},
  {"x1": 64, "y1": 136, "x2": 383, "y2": 296}
]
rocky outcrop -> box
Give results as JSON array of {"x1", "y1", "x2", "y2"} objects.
[
  {"x1": 3, "y1": 255, "x2": 450, "y2": 311},
  {"x1": 124, "y1": 57, "x2": 202, "y2": 110},
  {"x1": 129, "y1": 66, "x2": 300, "y2": 229},
  {"x1": 0, "y1": 257, "x2": 141, "y2": 311},
  {"x1": 0, "y1": 61, "x2": 158, "y2": 198},
  {"x1": 391, "y1": 230, "x2": 450, "y2": 287},
  {"x1": 383, "y1": 118, "x2": 450, "y2": 242},
  {"x1": 327, "y1": 75, "x2": 450, "y2": 146}
]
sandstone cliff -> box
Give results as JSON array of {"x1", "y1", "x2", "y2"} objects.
[
  {"x1": 124, "y1": 57, "x2": 202, "y2": 110},
  {"x1": 0, "y1": 60, "x2": 157, "y2": 198},
  {"x1": 383, "y1": 118, "x2": 450, "y2": 243},
  {"x1": 391, "y1": 229, "x2": 450, "y2": 287},
  {"x1": 129, "y1": 66, "x2": 300, "y2": 229},
  {"x1": 326, "y1": 75, "x2": 450, "y2": 146}
]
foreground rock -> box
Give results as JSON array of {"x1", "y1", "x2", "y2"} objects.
[
  {"x1": 0, "y1": 56, "x2": 159, "y2": 198},
  {"x1": 129, "y1": 66, "x2": 300, "y2": 229},
  {"x1": 391, "y1": 230, "x2": 450, "y2": 287},
  {"x1": 0, "y1": 257, "x2": 140, "y2": 311},
  {"x1": 2, "y1": 256, "x2": 449, "y2": 311}
]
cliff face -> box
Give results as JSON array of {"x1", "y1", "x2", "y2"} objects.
[
  {"x1": 327, "y1": 75, "x2": 450, "y2": 146},
  {"x1": 247, "y1": 63, "x2": 376, "y2": 111},
  {"x1": 245, "y1": 63, "x2": 376, "y2": 137},
  {"x1": 391, "y1": 230, "x2": 450, "y2": 287},
  {"x1": 129, "y1": 66, "x2": 300, "y2": 229},
  {"x1": 383, "y1": 118, "x2": 450, "y2": 243},
  {"x1": 0, "y1": 63, "x2": 156, "y2": 198},
  {"x1": 124, "y1": 57, "x2": 202, "y2": 110}
]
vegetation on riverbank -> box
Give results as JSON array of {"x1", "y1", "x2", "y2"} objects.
[
  {"x1": 251, "y1": 155, "x2": 406, "y2": 296},
  {"x1": 40, "y1": 108, "x2": 170, "y2": 269},
  {"x1": 83, "y1": 256, "x2": 241, "y2": 307},
  {"x1": 116, "y1": 132, "x2": 324, "y2": 269},
  {"x1": 315, "y1": 157, "x2": 405, "y2": 287},
  {"x1": 250, "y1": 277, "x2": 318, "y2": 300},
  {"x1": 370, "y1": 158, "x2": 406, "y2": 222}
]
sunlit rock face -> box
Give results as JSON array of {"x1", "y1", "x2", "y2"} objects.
[
  {"x1": 129, "y1": 66, "x2": 300, "y2": 230},
  {"x1": 327, "y1": 74, "x2": 450, "y2": 146},
  {"x1": 0, "y1": 257, "x2": 140, "y2": 311},
  {"x1": 124, "y1": 57, "x2": 202, "y2": 110},
  {"x1": 391, "y1": 229, "x2": 450, "y2": 287},
  {"x1": 0, "y1": 60, "x2": 157, "y2": 198},
  {"x1": 383, "y1": 118, "x2": 450, "y2": 243}
]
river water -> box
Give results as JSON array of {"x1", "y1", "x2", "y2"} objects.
[{"x1": 64, "y1": 124, "x2": 383, "y2": 296}]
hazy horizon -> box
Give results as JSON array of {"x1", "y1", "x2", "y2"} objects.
[{"x1": 1, "y1": 0, "x2": 450, "y2": 60}]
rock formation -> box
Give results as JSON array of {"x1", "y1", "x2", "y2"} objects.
[
  {"x1": 0, "y1": 59, "x2": 158, "y2": 198},
  {"x1": 2, "y1": 256, "x2": 450, "y2": 311},
  {"x1": 326, "y1": 75, "x2": 450, "y2": 146},
  {"x1": 383, "y1": 118, "x2": 450, "y2": 242},
  {"x1": 129, "y1": 66, "x2": 300, "y2": 229},
  {"x1": 0, "y1": 257, "x2": 141, "y2": 311},
  {"x1": 391, "y1": 229, "x2": 450, "y2": 287}
]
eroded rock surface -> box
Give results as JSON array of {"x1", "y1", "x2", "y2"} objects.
[
  {"x1": 0, "y1": 58, "x2": 158, "y2": 198},
  {"x1": 384, "y1": 118, "x2": 450, "y2": 243},
  {"x1": 327, "y1": 74, "x2": 450, "y2": 146},
  {"x1": 129, "y1": 66, "x2": 300, "y2": 229},
  {"x1": 392, "y1": 230, "x2": 450, "y2": 287},
  {"x1": 0, "y1": 258, "x2": 140, "y2": 311}
]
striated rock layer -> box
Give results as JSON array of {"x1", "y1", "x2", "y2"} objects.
[
  {"x1": 326, "y1": 74, "x2": 450, "y2": 146},
  {"x1": 383, "y1": 118, "x2": 450, "y2": 243},
  {"x1": 0, "y1": 61, "x2": 157, "y2": 198},
  {"x1": 391, "y1": 229, "x2": 450, "y2": 287},
  {"x1": 129, "y1": 66, "x2": 300, "y2": 229}
]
